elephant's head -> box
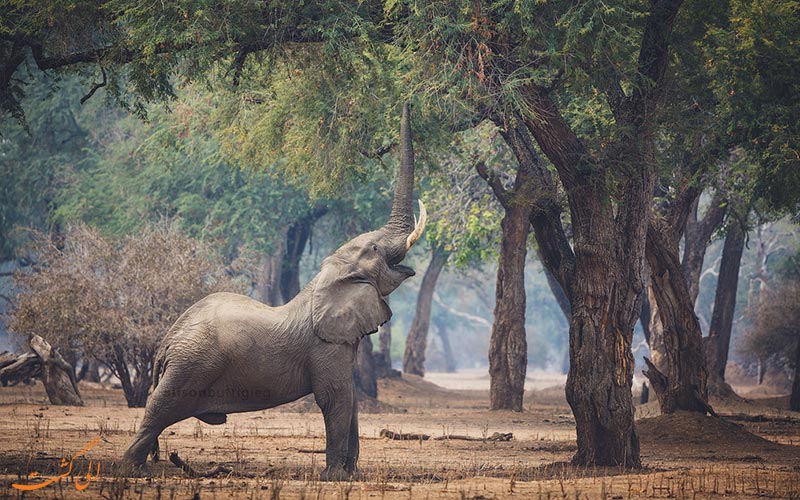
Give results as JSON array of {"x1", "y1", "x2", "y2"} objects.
[{"x1": 312, "y1": 103, "x2": 427, "y2": 344}]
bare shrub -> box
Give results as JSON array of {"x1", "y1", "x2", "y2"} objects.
[
  {"x1": 9, "y1": 222, "x2": 242, "y2": 407},
  {"x1": 739, "y1": 277, "x2": 800, "y2": 409}
]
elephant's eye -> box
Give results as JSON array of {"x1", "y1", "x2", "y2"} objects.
[{"x1": 371, "y1": 244, "x2": 378, "y2": 252}]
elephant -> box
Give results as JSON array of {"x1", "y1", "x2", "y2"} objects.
[{"x1": 122, "y1": 104, "x2": 425, "y2": 481}]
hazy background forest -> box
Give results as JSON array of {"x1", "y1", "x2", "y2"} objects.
[{"x1": 1, "y1": 72, "x2": 797, "y2": 385}]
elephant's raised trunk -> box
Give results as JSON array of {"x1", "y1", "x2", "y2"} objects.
[{"x1": 384, "y1": 103, "x2": 426, "y2": 261}]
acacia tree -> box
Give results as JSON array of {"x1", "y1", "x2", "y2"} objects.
[{"x1": 10, "y1": 223, "x2": 239, "y2": 407}]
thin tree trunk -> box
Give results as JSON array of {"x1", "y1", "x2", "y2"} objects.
[
  {"x1": 646, "y1": 281, "x2": 668, "y2": 374},
  {"x1": 639, "y1": 288, "x2": 652, "y2": 344},
  {"x1": 374, "y1": 297, "x2": 395, "y2": 377},
  {"x1": 403, "y1": 245, "x2": 449, "y2": 377},
  {"x1": 488, "y1": 204, "x2": 532, "y2": 411},
  {"x1": 644, "y1": 222, "x2": 711, "y2": 414},
  {"x1": 280, "y1": 205, "x2": 328, "y2": 302},
  {"x1": 258, "y1": 243, "x2": 284, "y2": 306},
  {"x1": 706, "y1": 221, "x2": 745, "y2": 384},
  {"x1": 682, "y1": 192, "x2": 727, "y2": 306}
]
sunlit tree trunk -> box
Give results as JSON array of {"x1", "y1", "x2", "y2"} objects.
[
  {"x1": 477, "y1": 121, "x2": 538, "y2": 412},
  {"x1": 403, "y1": 244, "x2": 449, "y2": 376},
  {"x1": 706, "y1": 221, "x2": 745, "y2": 385},
  {"x1": 488, "y1": 202, "x2": 532, "y2": 411}
]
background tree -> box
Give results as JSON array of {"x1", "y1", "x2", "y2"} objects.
[
  {"x1": 403, "y1": 126, "x2": 500, "y2": 378},
  {"x1": 740, "y1": 253, "x2": 800, "y2": 410},
  {"x1": 9, "y1": 223, "x2": 240, "y2": 407}
]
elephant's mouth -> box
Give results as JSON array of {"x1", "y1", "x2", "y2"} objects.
[{"x1": 390, "y1": 263, "x2": 415, "y2": 277}]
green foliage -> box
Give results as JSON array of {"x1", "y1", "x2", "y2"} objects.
[
  {"x1": 704, "y1": 0, "x2": 800, "y2": 216},
  {"x1": 0, "y1": 74, "x2": 94, "y2": 260},
  {"x1": 213, "y1": 46, "x2": 403, "y2": 197},
  {"x1": 54, "y1": 88, "x2": 315, "y2": 261},
  {"x1": 422, "y1": 123, "x2": 505, "y2": 267}
]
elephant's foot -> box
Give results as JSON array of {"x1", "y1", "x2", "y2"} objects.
[{"x1": 319, "y1": 466, "x2": 351, "y2": 482}]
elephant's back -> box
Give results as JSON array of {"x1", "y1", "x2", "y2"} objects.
[{"x1": 154, "y1": 293, "x2": 278, "y2": 381}]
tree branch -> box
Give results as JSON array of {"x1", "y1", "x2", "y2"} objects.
[
  {"x1": 475, "y1": 161, "x2": 510, "y2": 208},
  {"x1": 80, "y1": 65, "x2": 107, "y2": 105}
]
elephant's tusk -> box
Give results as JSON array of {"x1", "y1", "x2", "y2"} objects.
[{"x1": 405, "y1": 200, "x2": 427, "y2": 250}]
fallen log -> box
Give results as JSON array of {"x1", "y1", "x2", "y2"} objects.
[
  {"x1": 0, "y1": 336, "x2": 83, "y2": 405},
  {"x1": 0, "y1": 351, "x2": 41, "y2": 386},
  {"x1": 379, "y1": 429, "x2": 513, "y2": 442}
]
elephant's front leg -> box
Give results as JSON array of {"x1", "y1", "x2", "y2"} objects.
[
  {"x1": 345, "y1": 386, "x2": 359, "y2": 475},
  {"x1": 315, "y1": 378, "x2": 355, "y2": 481}
]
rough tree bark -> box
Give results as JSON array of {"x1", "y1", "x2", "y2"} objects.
[
  {"x1": 520, "y1": 83, "x2": 650, "y2": 466},
  {"x1": 403, "y1": 244, "x2": 449, "y2": 377},
  {"x1": 645, "y1": 220, "x2": 712, "y2": 414},
  {"x1": 477, "y1": 122, "x2": 537, "y2": 412},
  {"x1": 488, "y1": 203, "x2": 533, "y2": 411},
  {"x1": 705, "y1": 221, "x2": 745, "y2": 386}
]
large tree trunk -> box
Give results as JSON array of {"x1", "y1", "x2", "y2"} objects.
[
  {"x1": 403, "y1": 245, "x2": 449, "y2": 377},
  {"x1": 522, "y1": 89, "x2": 647, "y2": 466},
  {"x1": 644, "y1": 222, "x2": 711, "y2": 414},
  {"x1": 706, "y1": 221, "x2": 745, "y2": 385},
  {"x1": 488, "y1": 203, "x2": 532, "y2": 411},
  {"x1": 565, "y1": 219, "x2": 647, "y2": 466}
]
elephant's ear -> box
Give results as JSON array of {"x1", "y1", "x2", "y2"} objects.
[{"x1": 311, "y1": 258, "x2": 392, "y2": 344}]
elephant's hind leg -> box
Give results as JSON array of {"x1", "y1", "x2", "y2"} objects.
[{"x1": 122, "y1": 385, "x2": 196, "y2": 467}]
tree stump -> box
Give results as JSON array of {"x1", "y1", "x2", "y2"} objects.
[{"x1": 29, "y1": 335, "x2": 83, "y2": 406}]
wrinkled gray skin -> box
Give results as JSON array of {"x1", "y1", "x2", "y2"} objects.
[{"x1": 123, "y1": 104, "x2": 421, "y2": 481}]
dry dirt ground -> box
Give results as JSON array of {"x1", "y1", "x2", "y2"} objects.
[{"x1": 0, "y1": 371, "x2": 798, "y2": 499}]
